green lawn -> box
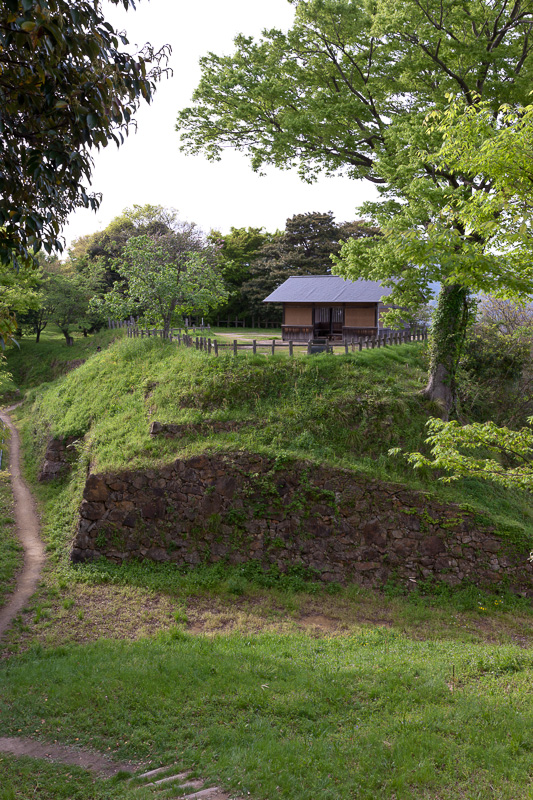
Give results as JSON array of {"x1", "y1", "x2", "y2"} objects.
[
  {"x1": 1, "y1": 630, "x2": 533, "y2": 799},
  {"x1": 1, "y1": 328, "x2": 532, "y2": 800}
]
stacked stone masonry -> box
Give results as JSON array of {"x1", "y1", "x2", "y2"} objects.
[
  {"x1": 71, "y1": 452, "x2": 533, "y2": 594},
  {"x1": 39, "y1": 436, "x2": 80, "y2": 482}
]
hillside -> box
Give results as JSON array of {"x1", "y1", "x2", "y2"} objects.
[
  {"x1": 10, "y1": 331, "x2": 533, "y2": 559},
  {"x1": 2, "y1": 331, "x2": 533, "y2": 800}
]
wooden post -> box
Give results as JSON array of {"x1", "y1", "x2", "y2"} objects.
[
  {"x1": 214, "y1": 340, "x2": 219, "y2": 356},
  {"x1": 344, "y1": 340, "x2": 349, "y2": 355},
  {"x1": 233, "y1": 339, "x2": 237, "y2": 355},
  {"x1": 358, "y1": 338, "x2": 363, "y2": 352},
  {"x1": 208, "y1": 338, "x2": 212, "y2": 354},
  {"x1": 253, "y1": 339, "x2": 257, "y2": 355},
  {"x1": 271, "y1": 340, "x2": 275, "y2": 355},
  {"x1": 289, "y1": 340, "x2": 293, "y2": 356}
]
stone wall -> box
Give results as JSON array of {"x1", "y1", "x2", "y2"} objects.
[
  {"x1": 38, "y1": 435, "x2": 79, "y2": 482},
  {"x1": 71, "y1": 452, "x2": 533, "y2": 594}
]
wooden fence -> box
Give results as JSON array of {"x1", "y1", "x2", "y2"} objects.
[{"x1": 118, "y1": 322, "x2": 428, "y2": 356}]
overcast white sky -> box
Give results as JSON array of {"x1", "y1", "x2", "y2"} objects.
[{"x1": 63, "y1": 0, "x2": 378, "y2": 249}]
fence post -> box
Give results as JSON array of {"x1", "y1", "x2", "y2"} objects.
[
  {"x1": 214, "y1": 340, "x2": 219, "y2": 356},
  {"x1": 344, "y1": 340, "x2": 349, "y2": 355},
  {"x1": 208, "y1": 338, "x2": 212, "y2": 354},
  {"x1": 271, "y1": 340, "x2": 275, "y2": 355},
  {"x1": 233, "y1": 339, "x2": 237, "y2": 356},
  {"x1": 289, "y1": 340, "x2": 293, "y2": 357},
  {"x1": 253, "y1": 339, "x2": 257, "y2": 355},
  {"x1": 358, "y1": 337, "x2": 363, "y2": 352}
]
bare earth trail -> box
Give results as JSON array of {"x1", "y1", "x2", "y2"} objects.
[
  {"x1": 0, "y1": 404, "x2": 45, "y2": 638},
  {"x1": 0, "y1": 406, "x2": 241, "y2": 797}
]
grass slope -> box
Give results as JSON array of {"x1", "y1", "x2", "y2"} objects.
[
  {"x1": 1, "y1": 330, "x2": 533, "y2": 800},
  {"x1": 0, "y1": 432, "x2": 23, "y2": 609},
  {"x1": 17, "y1": 333, "x2": 533, "y2": 545},
  {"x1": 1, "y1": 631, "x2": 533, "y2": 800}
]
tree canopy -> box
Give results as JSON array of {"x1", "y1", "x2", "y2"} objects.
[
  {"x1": 177, "y1": 0, "x2": 533, "y2": 416},
  {"x1": 0, "y1": 0, "x2": 170, "y2": 267},
  {"x1": 433, "y1": 100, "x2": 533, "y2": 261},
  {"x1": 240, "y1": 211, "x2": 378, "y2": 320},
  {"x1": 94, "y1": 231, "x2": 228, "y2": 336}
]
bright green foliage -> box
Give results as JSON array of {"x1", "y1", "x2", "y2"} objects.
[
  {"x1": 177, "y1": 0, "x2": 533, "y2": 414},
  {"x1": 0, "y1": 1, "x2": 170, "y2": 266},
  {"x1": 434, "y1": 100, "x2": 533, "y2": 257},
  {"x1": 94, "y1": 234, "x2": 228, "y2": 336},
  {"x1": 403, "y1": 417, "x2": 533, "y2": 492},
  {"x1": 0, "y1": 261, "x2": 40, "y2": 346}
]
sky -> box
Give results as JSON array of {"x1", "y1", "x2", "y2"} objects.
[{"x1": 62, "y1": 0, "x2": 378, "y2": 250}]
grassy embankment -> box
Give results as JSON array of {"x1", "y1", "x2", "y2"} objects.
[
  {"x1": 1, "y1": 328, "x2": 533, "y2": 800},
  {"x1": 0, "y1": 429, "x2": 23, "y2": 609}
]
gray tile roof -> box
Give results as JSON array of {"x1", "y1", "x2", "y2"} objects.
[{"x1": 263, "y1": 275, "x2": 393, "y2": 303}]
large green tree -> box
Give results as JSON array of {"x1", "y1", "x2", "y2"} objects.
[
  {"x1": 76, "y1": 205, "x2": 207, "y2": 291},
  {"x1": 94, "y1": 234, "x2": 228, "y2": 337},
  {"x1": 177, "y1": 0, "x2": 533, "y2": 416},
  {"x1": 0, "y1": 0, "x2": 170, "y2": 267},
  {"x1": 206, "y1": 226, "x2": 274, "y2": 322}
]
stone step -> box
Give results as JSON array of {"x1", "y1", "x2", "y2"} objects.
[
  {"x1": 136, "y1": 765, "x2": 189, "y2": 780},
  {"x1": 179, "y1": 788, "x2": 228, "y2": 800}
]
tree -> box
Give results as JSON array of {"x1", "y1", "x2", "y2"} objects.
[
  {"x1": 0, "y1": 1, "x2": 170, "y2": 267},
  {"x1": 433, "y1": 100, "x2": 533, "y2": 255},
  {"x1": 177, "y1": 0, "x2": 533, "y2": 416},
  {"x1": 74, "y1": 205, "x2": 207, "y2": 292},
  {"x1": 0, "y1": 261, "x2": 40, "y2": 346},
  {"x1": 241, "y1": 212, "x2": 379, "y2": 320},
  {"x1": 400, "y1": 417, "x2": 533, "y2": 493},
  {"x1": 456, "y1": 298, "x2": 533, "y2": 428},
  {"x1": 94, "y1": 234, "x2": 228, "y2": 337},
  {"x1": 44, "y1": 266, "x2": 105, "y2": 345},
  {"x1": 206, "y1": 226, "x2": 273, "y2": 322}
]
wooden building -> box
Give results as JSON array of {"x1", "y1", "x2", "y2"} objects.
[{"x1": 263, "y1": 275, "x2": 394, "y2": 342}]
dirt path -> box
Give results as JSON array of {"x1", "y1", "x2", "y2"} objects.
[
  {"x1": 0, "y1": 405, "x2": 45, "y2": 638},
  {"x1": 0, "y1": 736, "x2": 136, "y2": 777}
]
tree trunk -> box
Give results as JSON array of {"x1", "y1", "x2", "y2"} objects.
[
  {"x1": 35, "y1": 329, "x2": 41, "y2": 343},
  {"x1": 423, "y1": 284, "x2": 472, "y2": 419},
  {"x1": 61, "y1": 328, "x2": 74, "y2": 346}
]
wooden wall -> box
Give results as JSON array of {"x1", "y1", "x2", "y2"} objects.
[{"x1": 284, "y1": 305, "x2": 313, "y2": 325}]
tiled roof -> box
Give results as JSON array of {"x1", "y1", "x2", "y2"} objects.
[{"x1": 263, "y1": 275, "x2": 393, "y2": 303}]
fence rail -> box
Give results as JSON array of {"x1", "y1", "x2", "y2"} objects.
[{"x1": 114, "y1": 321, "x2": 428, "y2": 355}]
